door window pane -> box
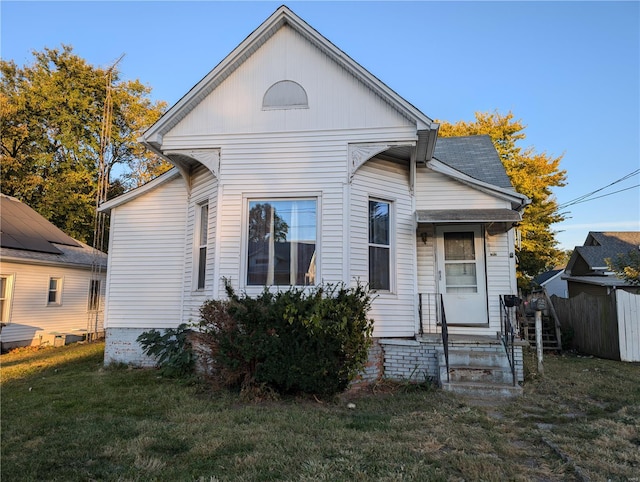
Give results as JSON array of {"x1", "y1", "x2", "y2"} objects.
[
  {"x1": 444, "y1": 232, "x2": 475, "y2": 260},
  {"x1": 444, "y1": 231, "x2": 478, "y2": 293}
]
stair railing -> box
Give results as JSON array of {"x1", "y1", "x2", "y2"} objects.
[
  {"x1": 500, "y1": 295, "x2": 519, "y2": 386},
  {"x1": 440, "y1": 294, "x2": 450, "y2": 383}
]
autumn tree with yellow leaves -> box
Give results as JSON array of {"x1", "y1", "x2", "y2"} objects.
[
  {"x1": 0, "y1": 46, "x2": 169, "y2": 244},
  {"x1": 437, "y1": 111, "x2": 567, "y2": 289}
]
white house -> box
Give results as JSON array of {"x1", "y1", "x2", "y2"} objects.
[
  {"x1": 0, "y1": 194, "x2": 107, "y2": 350},
  {"x1": 100, "y1": 6, "x2": 529, "y2": 394}
]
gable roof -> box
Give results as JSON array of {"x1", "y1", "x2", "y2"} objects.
[
  {"x1": 433, "y1": 136, "x2": 513, "y2": 189},
  {"x1": 534, "y1": 268, "x2": 564, "y2": 286},
  {"x1": 1, "y1": 194, "x2": 80, "y2": 254},
  {"x1": 424, "y1": 136, "x2": 529, "y2": 211},
  {"x1": 0, "y1": 194, "x2": 106, "y2": 268},
  {"x1": 141, "y1": 5, "x2": 437, "y2": 149},
  {"x1": 565, "y1": 231, "x2": 640, "y2": 283}
]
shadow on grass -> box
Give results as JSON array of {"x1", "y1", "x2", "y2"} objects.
[{"x1": 1, "y1": 342, "x2": 106, "y2": 383}]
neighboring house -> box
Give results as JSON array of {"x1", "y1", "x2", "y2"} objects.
[
  {"x1": 564, "y1": 231, "x2": 640, "y2": 297},
  {"x1": 534, "y1": 268, "x2": 568, "y2": 298},
  {"x1": 0, "y1": 194, "x2": 107, "y2": 350},
  {"x1": 99, "y1": 7, "x2": 530, "y2": 393}
]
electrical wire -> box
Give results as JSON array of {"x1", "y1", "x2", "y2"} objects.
[
  {"x1": 561, "y1": 184, "x2": 639, "y2": 207},
  {"x1": 557, "y1": 169, "x2": 640, "y2": 209}
]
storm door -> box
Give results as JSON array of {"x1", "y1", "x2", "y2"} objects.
[{"x1": 436, "y1": 225, "x2": 488, "y2": 325}]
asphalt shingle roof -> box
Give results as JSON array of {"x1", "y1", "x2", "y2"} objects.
[
  {"x1": 580, "y1": 231, "x2": 640, "y2": 269},
  {"x1": 433, "y1": 135, "x2": 513, "y2": 189},
  {"x1": 0, "y1": 194, "x2": 106, "y2": 268}
]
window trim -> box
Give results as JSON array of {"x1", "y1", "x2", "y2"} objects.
[
  {"x1": 368, "y1": 197, "x2": 395, "y2": 293},
  {"x1": 47, "y1": 276, "x2": 63, "y2": 306},
  {"x1": 242, "y1": 193, "x2": 321, "y2": 291},
  {"x1": 194, "y1": 200, "x2": 210, "y2": 291},
  {"x1": 0, "y1": 274, "x2": 15, "y2": 323}
]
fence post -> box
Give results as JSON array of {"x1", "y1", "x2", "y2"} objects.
[{"x1": 535, "y1": 310, "x2": 544, "y2": 375}]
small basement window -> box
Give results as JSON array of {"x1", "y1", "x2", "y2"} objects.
[{"x1": 262, "y1": 80, "x2": 308, "y2": 110}]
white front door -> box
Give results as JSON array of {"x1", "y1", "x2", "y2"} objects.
[{"x1": 436, "y1": 225, "x2": 488, "y2": 325}]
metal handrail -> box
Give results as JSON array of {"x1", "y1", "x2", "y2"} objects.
[
  {"x1": 440, "y1": 294, "x2": 449, "y2": 383},
  {"x1": 500, "y1": 295, "x2": 518, "y2": 386}
]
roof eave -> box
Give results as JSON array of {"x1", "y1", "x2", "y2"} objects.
[{"x1": 99, "y1": 168, "x2": 182, "y2": 213}]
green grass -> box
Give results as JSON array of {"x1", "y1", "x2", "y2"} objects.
[{"x1": 2, "y1": 342, "x2": 639, "y2": 481}]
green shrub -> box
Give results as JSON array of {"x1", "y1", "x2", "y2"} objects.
[
  {"x1": 137, "y1": 323, "x2": 195, "y2": 377},
  {"x1": 197, "y1": 282, "x2": 374, "y2": 397}
]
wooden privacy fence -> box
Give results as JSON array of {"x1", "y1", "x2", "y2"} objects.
[{"x1": 551, "y1": 290, "x2": 640, "y2": 362}]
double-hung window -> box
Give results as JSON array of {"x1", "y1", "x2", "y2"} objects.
[
  {"x1": 247, "y1": 198, "x2": 317, "y2": 286},
  {"x1": 0, "y1": 275, "x2": 13, "y2": 322},
  {"x1": 48, "y1": 277, "x2": 62, "y2": 305},
  {"x1": 369, "y1": 199, "x2": 391, "y2": 291},
  {"x1": 196, "y1": 202, "x2": 209, "y2": 290}
]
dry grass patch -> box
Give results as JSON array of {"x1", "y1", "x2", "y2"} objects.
[{"x1": 1, "y1": 343, "x2": 638, "y2": 481}]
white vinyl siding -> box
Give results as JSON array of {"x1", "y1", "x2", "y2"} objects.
[
  {"x1": 484, "y1": 229, "x2": 517, "y2": 334},
  {"x1": 0, "y1": 262, "x2": 106, "y2": 345},
  {"x1": 182, "y1": 166, "x2": 218, "y2": 324},
  {"x1": 351, "y1": 158, "x2": 416, "y2": 337},
  {"x1": 167, "y1": 25, "x2": 413, "y2": 137},
  {"x1": 415, "y1": 168, "x2": 510, "y2": 210},
  {"x1": 104, "y1": 176, "x2": 187, "y2": 330}
]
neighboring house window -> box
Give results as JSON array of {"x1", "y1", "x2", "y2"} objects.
[
  {"x1": 196, "y1": 202, "x2": 209, "y2": 290},
  {"x1": 369, "y1": 199, "x2": 391, "y2": 291},
  {"x1": 88, "y1": 279, "x2": 101, "y2": 311},
  {"x1": 247, "y1": 198, "x2": 317, "y2": 286},
  {"x1": 48, "y1": 277, "x2": 62, "y2": 305},
  {"x1": 0, "y1": 275, "x2": 14, "y2": 323}
]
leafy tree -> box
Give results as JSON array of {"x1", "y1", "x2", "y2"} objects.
[
  {"x1": 0, "y1": 45, "x2": 169, "y2": 244},
  {"x1": 606, "y1": 250, "x2": 640, "y2": 286},
  {"x1": 436, "y1": 111, "x2": 567, "y2": 289}
]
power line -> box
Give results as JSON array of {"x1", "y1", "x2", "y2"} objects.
[
  {"x1": 560, "y1": 183, "x2": 639, "y2": 207},
  {"x1": 558, "y1": 168, "x2": 640, "y2": 209}
]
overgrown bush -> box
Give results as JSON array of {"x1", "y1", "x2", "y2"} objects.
[
  {"x1": 197, "y1": 282, "x2": 374, "y2": 397},
  {"x1": 137, "y1": 323, "x2": 195, "y2": 377}
]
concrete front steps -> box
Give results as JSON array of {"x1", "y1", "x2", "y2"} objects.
[{"x1": 437, "y1": 345, "x2": 523, "y2": 398}]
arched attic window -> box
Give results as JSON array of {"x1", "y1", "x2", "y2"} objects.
[{"x1": 262, "y1": 80, "x2": 308, "y2": 110}]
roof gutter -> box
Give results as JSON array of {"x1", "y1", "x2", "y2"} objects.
[{"x1": 416, "y1": 124, "x2": 439, "y2": 163}]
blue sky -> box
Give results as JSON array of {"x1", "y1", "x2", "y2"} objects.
[{"x1": 2, "y1": 1, "x2": 639, "y2": 251}]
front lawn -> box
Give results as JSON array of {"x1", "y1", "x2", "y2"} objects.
[{"x1": 1, "y1": 342, "x2": 638, "y2": 481}]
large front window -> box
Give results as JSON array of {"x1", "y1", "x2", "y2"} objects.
[
  {"x1": 247, "y1": 199, "x2": 317, "y2": 286},
  {"x1": 369, "y1": 199, "x2": 391, "y2": 291}
]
